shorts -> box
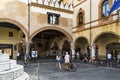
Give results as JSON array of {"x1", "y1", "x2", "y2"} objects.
[
  {"x1": 57, "y1": 60, "x2": 61, "y2": 63},
  {"x1": 107, "y1": 59, "x2": 111, "y2": 62}
]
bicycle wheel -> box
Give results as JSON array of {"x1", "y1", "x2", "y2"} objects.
[{"x1": 69, "y1": 63, "x2": 77, "y2": 72}]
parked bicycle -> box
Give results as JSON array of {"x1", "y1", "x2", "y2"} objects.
[{"x1": 69, "y1": 62, "x2": 77, "y2": 72}]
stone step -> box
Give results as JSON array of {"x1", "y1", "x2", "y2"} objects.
[{"x1": 0, "y1": 65, "x2": 29, "y2": 80}]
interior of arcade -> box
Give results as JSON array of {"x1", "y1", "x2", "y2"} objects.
[
  {"x1": 95, "y1": 33, "x2": 120, "y2": 59},
  {"x1": 0, "y1": 23, "x2": 71, "y2": 60},
  {"x1": 74, "y1": 33, "x2": 120, "y2": 60},
  {"x1": 31, "y1": 29, "x2": 71, "y2": 59},
  {"x1": 1, "y1": 21, "x2": 120, "y2": 60},
  {"x1": 0, "y1": 25, "x2": 72, "y2": 60},
  {"x1": 0, "y1": 22, "x2": 25, "y2": 59}
]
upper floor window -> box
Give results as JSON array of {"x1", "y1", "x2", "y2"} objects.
[
  {"x1": 102, "y1": 0, "x2": 109, "y2": 17},
  {"x1": 9, "y1": 32, "x2": 13, "y2": 37},
  {"x1": 79, "y1": 12, "x2": 83, "y2": 25},
  {"x1": 47, "y1": 12, "x2": 60, "y2": 25}
]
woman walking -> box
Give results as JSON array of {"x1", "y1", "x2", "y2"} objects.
[{"x1": 56, "y1": 54, "x2": 62, "y2": 70}]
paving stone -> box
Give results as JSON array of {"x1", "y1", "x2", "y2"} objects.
[{"x1": 24, "y1": 61, "x2": 120, "y2": 80}]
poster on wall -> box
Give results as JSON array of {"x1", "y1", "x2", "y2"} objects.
[
  {"x1": 4, "y1": 48, "x2": 11, "y2": 56},
  {"x1": 31, "y1": 51, "x2": 38, "y2": 58}
]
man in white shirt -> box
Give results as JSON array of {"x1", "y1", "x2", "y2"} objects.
[
  {"x1": 107, "y1": 53, "x2": 112, "y2": 66},
  {"x1": 64, "y1": 52, "x2": 70, "y2": 71},
  {"x1": 117, "y1": 53, "x2": 120, "y2": 64}
]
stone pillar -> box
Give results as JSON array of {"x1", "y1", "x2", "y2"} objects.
[
  {"x1": 91, "y1": 46, "x2": 95, "y2": 58},
  {"x1": 59, "y1": 46, "x2": 62, "y2": 55},
  {"x1": 71, "y1": 46, "x2": 75, "y2": 60},
  {"x1": 91, "y1": 45, "x2": 96, "y2": 62}
]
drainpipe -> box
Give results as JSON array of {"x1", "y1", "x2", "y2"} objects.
[
  {"x1": 89, "y1": 0, "x2": 93, "y2": 60},
  {"x1": 26, "y1": 0, "x2": 31, "y2": 54}
]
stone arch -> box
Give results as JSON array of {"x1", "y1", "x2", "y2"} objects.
[
  {"x1": 0, "y1": 18, "x2": 27, "y2": 37},
  {"x1": 92, "y1": 31, "x2": 120, "y2": 59},
  {"x1": 74, "y1": 36, "x2": 89, "y2": 45},
  {"x1": 30, "y1": 26, "x2": 73, "y2": 43},
  {"x1": 74, "y1": 36, "x2": 89, "y2": 53},
  {"x1": 93, "y1": 31, "x2": 120, "y2": 46},
  {"x1": 50, "y1": 42, "x2": 59, "y2": 50},
  {"x1": 76, "y1": 8, "x2": 85, "y2": 26},
  {"x1": 62, "y1": 40, "x2": 71, "y2": 53},
  {"x1": 61, "y1": 38, "x2": 71, "y2": 47}
]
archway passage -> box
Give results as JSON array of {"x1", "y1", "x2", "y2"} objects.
[
  {"x1": 94, "y1": 33, "x2": 119, "y2": 59},
  {"x1": 62, "y1": 40, "x2": 71, "y2": 53},
  {"x1": 74, "y1": 37, "x2": 89, "y2": 60},
  {"x1": 0, "y1": 22, "x2": 25, "y2": 59},
  {"x1": 31, "y1": 29, "x2": 70, "y2": 59},
  {"x1": 106, "y1": 42, "x2": 120, "y2": 60}
]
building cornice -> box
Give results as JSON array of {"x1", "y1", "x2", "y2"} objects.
[{"x1": 31, "y1": 2, "x2": 73, "y2": 14}]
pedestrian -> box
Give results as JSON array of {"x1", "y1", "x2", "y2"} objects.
[
  {"x1": 92, "y1": 56, "x2": 96, "y2": 63},
  {"x1": 76, "y1": 51, "x2": 79, "y2": 60},
  {"x1": 24, "y1": 53, "x2": 31, "y2": 64},
  {"x1": 17, "y1": 52, "x2": 20, "y2": 60},
  {"x1": 56, "y1": 54, "x2": 62, "y2": 70},
  {"x1": 64, "y1": 52, "x2": 70, "y2": 71},
  {"x1": 17, "y1": 52, "x2": 20, "y2": 64},
  {"x1": 107, "y1": 53, "x2": 112, "y2": 66},
  {"x1": 117, "y1": 52, "x2": 120, "y2": 64}
]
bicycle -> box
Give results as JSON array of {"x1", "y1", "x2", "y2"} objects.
[
  {"x1": 69, "y1": 62, "x2": 77, "y2": 72},
  {"x1": 24, "y1": 58, "x2": 31, "y2": 66}
]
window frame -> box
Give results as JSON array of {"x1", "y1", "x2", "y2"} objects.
[
  {"x1": 78, "y1": 12, "x2": 84, "y2": 25},
  {"x1": 9, "y1": 32, "x2": 13, "y2": 37},
  {"x1": 47, "y1": 12, "x2": 60, "y2": 25},
  {"x1": 101, "y1": 0, "x2": 109, "y2": 17},
  {"x1": 77, "y1": 8, "x2": 85, "y2": 27}
]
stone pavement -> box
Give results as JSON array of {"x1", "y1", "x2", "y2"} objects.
[{"x1": 24, "y1": 61, "x2": 120, "y2": 80}]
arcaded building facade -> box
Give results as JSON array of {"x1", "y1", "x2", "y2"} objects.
[
  {"x1": 73, "y1": 0, "x2": 120, "y2": 59},
  {"x1": 0, "y1": 0, "x2": 120, "y2": 60},
  {"x1": 0, "y1": 0, "x2": 73, "y2": 59}
]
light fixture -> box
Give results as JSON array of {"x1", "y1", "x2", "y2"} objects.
[
  {"x1": 20, "y1": 40, "x2": 23, "y2": 43},
  {"x1": 118, "y1": 38, "x2": 120, "y2": 43}
]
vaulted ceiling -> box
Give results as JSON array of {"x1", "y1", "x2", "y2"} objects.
[{"x1": 0, "y1": 22, "x2": 20, "y2": 31}]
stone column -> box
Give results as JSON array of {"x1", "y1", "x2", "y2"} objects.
[
  {"x1": 71, "y1": 46, "x2": 75, "y2": 60},
  {"x1": 91, "y1": 46, "x2": 95, "y2": 58},
  {"x1": 59, "y1": 46, "x2": 62, "y2": 55},
  {"x1": 90, "y1": 45, "x2": 96, "y2": 62}
]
